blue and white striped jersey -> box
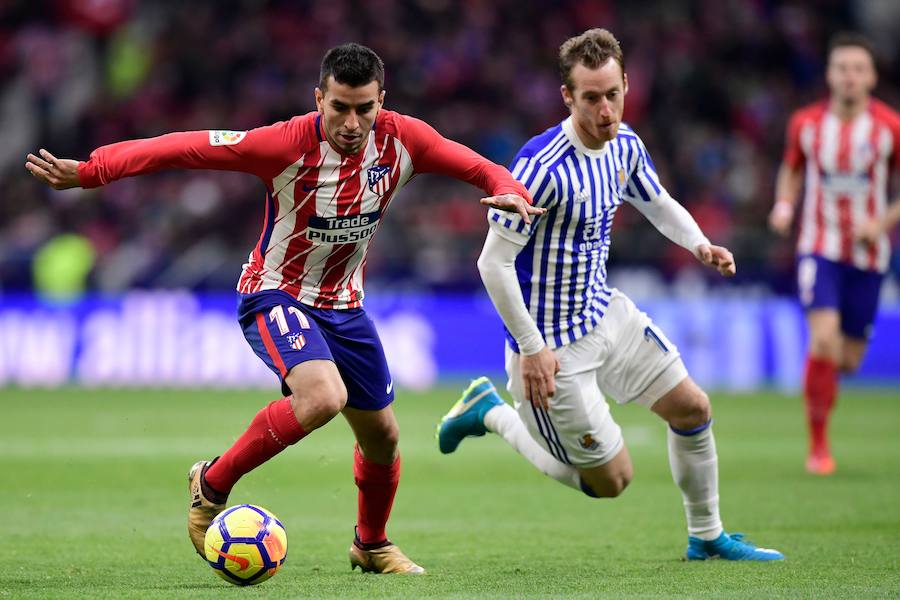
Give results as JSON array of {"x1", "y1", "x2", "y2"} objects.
[{"x1": 488, "y1": 116, "x2": 669, "y2": 350}]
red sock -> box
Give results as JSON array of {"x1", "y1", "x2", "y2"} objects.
[
  {"x1": 205, "y1": 397, "x2": 307, "y2": 495},
  {"x1": 354, "y1": 445, "x2": 401, "y2": 545},
  {"x1": 804, "y1": 356, "x2": 837, "y2": 456}
]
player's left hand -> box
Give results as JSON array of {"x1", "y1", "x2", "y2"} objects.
[
  {"x1": 480, "y1": 194, "x2": 545, "y2": 225},
  {"x1": 854, "y1": 218, "x2": 882, "y2": 245},
  {"x1": 520, "y1": 346, "x2": 560, "y2": 410},
  {"x1": 25, "y1": 149, "x2": 81, "y2": 190},
  {"x1": 696, "y1": 244, "x2": 736, "y2": 277}
]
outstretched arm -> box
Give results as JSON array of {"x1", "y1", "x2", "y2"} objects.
[
  {"x1": 478, "y1": 229, "x2": 559, "y2": 409},
  {"x1": 399, "y1": 115, "x2": 544, "y2": 224},
  {"x1": 629, "y1": 192, "x2": 736, "y2": 277},
  {"x1": 625, "y1": 138, "x2": 735, "y2": 277},
  {"x1": 25, "y1": 124, "x2": 299, "y2": 190}
]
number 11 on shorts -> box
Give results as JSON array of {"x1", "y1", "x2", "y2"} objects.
[
  {"x1": 269, "y1": 305, "x2": 311, "y2": 334},
  {"x1": 269, "y1": 305, "x2": 311, "y2": 351}
]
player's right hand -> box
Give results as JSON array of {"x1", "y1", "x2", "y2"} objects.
[
  {"x1": 480, "y1": 193, "x2": 545, "y2": 225},
  {"x1": 768, "y1": 201, "x2": 794, "y2": 237},
  {"x1": 520, "y1": 346, "x2": 560, "y2": 410},
  {"x1": 25, "y1": 149, "x2": 81, "y2": 190},
  {"x1": 696, "y1": 244, "x2": 736, "y2": 277},
  {"x1": 854, "y1": 218, "x2": 883, "y2": 245}
]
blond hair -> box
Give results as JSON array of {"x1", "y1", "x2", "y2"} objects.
[{"x1": 559, "y1": 28, "x2": 625, "y2": 89}]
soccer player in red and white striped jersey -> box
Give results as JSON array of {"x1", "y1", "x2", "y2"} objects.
[
  {"x1": 25, "y1": 43, "x2": 539, "y2": 573},
  {"x1": 769, "y1": 33, "x2": 900, "y2": 475}
]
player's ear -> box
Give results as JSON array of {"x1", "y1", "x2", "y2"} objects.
[
  {"x1": 560, "y1": 84, "x2": 573, "y2": 109},
  {"x1": 378, "y1": 89, "x2": 386, "y2": 106},
  {"x1": 315, "y1": 87, "x2": 324, "y2": 112},
  {"x1": 623, "y1": 72, "x2": 629, "y2": 96}
]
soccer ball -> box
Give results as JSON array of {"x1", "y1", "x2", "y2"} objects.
[{"x1": 204, "y1": 504, "x2": 288, "y2": 586}]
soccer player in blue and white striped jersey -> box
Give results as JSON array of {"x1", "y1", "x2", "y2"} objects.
[{"x1": 439, "y1": 29, "x2": 784, "y2": 561}]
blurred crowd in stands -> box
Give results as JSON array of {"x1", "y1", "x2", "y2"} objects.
[{"x1": 1, "y1": 0, "x2": 898, "y2": 299}]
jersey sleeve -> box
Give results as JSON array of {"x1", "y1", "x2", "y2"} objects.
[
  {"x1": 622, "y1": 135, "x2": 709, "y2": 251},
  {"x1": 487, "y1": 156, "x2": 557, "y2": 244},
  {"x1": 76, "y1": 121, "x2": 303, "y2": 188},
  {"x1": 622, "y1": 136, "x2": 671, "y2": 206},
  {"x1": 782, "y1": 110, "x2": 806, "y2": 170},
  {"x1": 395, "y1": 114, "x2": 532, "y2": 200}
]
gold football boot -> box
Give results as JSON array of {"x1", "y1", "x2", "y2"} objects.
[
  {"x1": 349, "y1": 533, "x2": 425, "y2": 574},
  {"x1": 187, "y1": 459, "x2": 226, "y2": 556}
]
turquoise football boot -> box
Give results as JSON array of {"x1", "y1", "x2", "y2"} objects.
[
  {"x1": 686, "y1": 532, "x2": 784, "y2": 561},
  {"x1": 437, "y1": 377, "x2": 504, "y2": 454}
]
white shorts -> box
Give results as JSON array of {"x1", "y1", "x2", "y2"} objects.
[{"x1": 505, "y1": 289, "x2": 688, "y2": 468}]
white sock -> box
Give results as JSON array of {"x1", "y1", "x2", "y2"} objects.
[
  {"x1": 484, "y1": 403, "x2": 581, "y2": 491},
  {"x1": 667, "y1": 423, "x2": 724, "y2": 541}
]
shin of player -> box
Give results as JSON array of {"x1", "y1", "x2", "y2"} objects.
[{"x1": 769, "y1": 33, "x2": 900, "y2": 475}]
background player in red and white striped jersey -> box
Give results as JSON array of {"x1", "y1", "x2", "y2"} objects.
[
  {"x1": 769, "y1": 33, "x2": 900, "y2": 476},
  {"x1": 24, "y1": 43, "x2": 539, "y2": 573}
]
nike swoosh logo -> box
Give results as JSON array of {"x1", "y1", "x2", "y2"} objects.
[
  {"x1": 454, "y1": 388, "x2": 492, "y2": 414},
  {"x1": 260, "y1": 527, "x2": 286, "y2": 562},
  {"x1": 212, "y1": 546, "x2": 250, "y2": 570},
  {"x1": 386, "y1": 380, "x2": 394, "y2": 394}
]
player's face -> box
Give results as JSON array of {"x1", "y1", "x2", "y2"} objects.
[
  {"x1": 315, "y1": 76, "x2": 385, "y2": 154},
  {"x1": 826, "y1": 46, "x2": 876, "y2": 106},
  {"x1": 561, "y1": 59, "x2": 628, "y2": 149}
]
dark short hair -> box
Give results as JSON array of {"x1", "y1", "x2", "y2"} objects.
[
  {"x1": 319, "y1": 43, "x2": 385, "y2": 91},
  {"x1": 559, "y1": 28, "x2": 625, "y2": 90},
  {"x1": 827, "y1": 32, "x2": 875, "y2": 63}
]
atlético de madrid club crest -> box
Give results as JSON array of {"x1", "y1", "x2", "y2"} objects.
[{"x1": 367, "y1": 165, "x2": 391, "y2": 195}]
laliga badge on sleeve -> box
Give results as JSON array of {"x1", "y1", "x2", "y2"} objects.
[{"x1": 209, "y1": 130, "x2": 247, "y2": 146}]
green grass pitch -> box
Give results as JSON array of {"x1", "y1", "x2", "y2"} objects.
[{"x1": 1, "y1": 386, "x2": 898, "y2": 599}]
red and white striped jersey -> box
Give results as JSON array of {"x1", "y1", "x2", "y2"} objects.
[
  {"x1": 78, "y1": 110, "x2": 530, "y2": 308},
  {"x1": 783, "y1": 98, "x2": 900, "y2": 272}
]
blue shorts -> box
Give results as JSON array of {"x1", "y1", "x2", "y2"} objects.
[
  {"x1": 238, "y1": 290, "x2": 394, "y2": 411},
  {"x1": 797, "y1": 255, "x2": 883, "y2": 339}
]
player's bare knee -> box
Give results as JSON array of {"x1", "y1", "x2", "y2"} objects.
[
  {"x1": 664, "y1": 388, "x2": 710, "y2": 431},
  {"x1": 592, "y1": 473, "x2": 631, "y2": 498},
  {"x1": 840, "y1": 355, "x2": 861, "y2": 374},
  {"x1": 808, "y1": 336, "x2": 840, "y2": 362},
  {"x1": 580, "y1": 462, "x2": 632, "y2": 498},
  {"x1": 808, "y1": 339, "x2": 836, "y2": 360},
  {"x1": 372, "y1": 421, "x2": 400, "y2": 453},
  {"x1": 609, "y1": 466, "x2": 633, "y2": 497},
  {"x1": 314, "y1": 383, "x2": 348, "y2": 419},
  {"x1": 287, "y1": 378, "x2": 347, "y2": 426},
  {"x1": 687, "y1": 389, "x2": 712, "y2": 428},
  {"x1": 356, "y1": 423, "x2": 399, "y2": 464}
]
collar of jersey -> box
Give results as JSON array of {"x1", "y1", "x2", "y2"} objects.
[{"x1": 562, "y1": 116, "x2": 610, "y2": 158}]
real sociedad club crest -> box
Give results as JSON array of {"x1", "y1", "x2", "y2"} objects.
[{"x1": 367, "y1": 165, "x2": 391, "y2": 195}]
